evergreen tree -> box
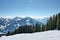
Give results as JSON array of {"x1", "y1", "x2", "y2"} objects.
[
  {"x1": 57, "y1": 13, "x2": 60, "y2": 30},
  {"x1": 46, "y1": 16, "x2": 53, "y2": 30},
  {"x1": 42, "y1": 25, "x2": 45, "y2": 31},
  {"x1": 35, "y1": 22, "x2": 41, "y2": 32},
  {"x1": 6, "y1": 32, "x2": 10, "y2": 36},
  {"x1": 52, "y1": 15, "x2": 57, "y2": 30},
  {"x1": 32, "y1": 25, "x2": 35, "y2": 32},
  {"x1": 27, "y1": 25, "x2": 33, "y2": 33},
  {"x1": 55, "y1": 14, "x2": 58, "y2": 29}
]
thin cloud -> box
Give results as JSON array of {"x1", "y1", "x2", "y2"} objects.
[{"x1": 0, "y1": 16, "x2": 49, "y2": 19}]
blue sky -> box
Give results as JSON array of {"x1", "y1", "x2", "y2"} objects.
[{"x1": 0, "y1": 0, "x2": 60, "y2": 18}]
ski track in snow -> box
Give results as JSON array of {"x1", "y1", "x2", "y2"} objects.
[{"x1": 0, "y1": 30, "x2": 60, "y2": 40}]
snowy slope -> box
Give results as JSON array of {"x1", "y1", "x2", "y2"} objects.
[{"x1": 0, "y1": 30, "x2": 60, "y2": 40}]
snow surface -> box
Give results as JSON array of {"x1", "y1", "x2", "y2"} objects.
[
  {"x1": 0, "y1": 25, "x2": 6, "y2": 31},
  {"x1": 0, "y1": 32, "x2": 5, "y2": 34},
  {"x1": 0, "y1": 30, "x2": 60, "y2": 40}
]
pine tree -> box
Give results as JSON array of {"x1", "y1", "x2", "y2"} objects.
[
  {"x1": 42, "y1": 25, "x2": 45, "y2": 31},
  {"x1": 33, "y1": 25, "x2": 36, "y2": 32},
  {"x1": 35, "y1": 22, "x2": 41, "y2": 32},
  {"x1": 55, "y1": 14, "x2": 58, "y2": 29},
  {"x1": 52, "y1": 15, "x2": 56, "y2": 30},
  {"x1": 27, "y1": 25, "x2": 33, "y2": 33},
  {"x1": 6, "y1": 32, "x2": 10, "y2": 36},
  {"x1": 46, "y1": 16, "x2": 53, "y2": 30},
  {"x1": 57, "y1": 13, "x2": 60, "y2": 30}
]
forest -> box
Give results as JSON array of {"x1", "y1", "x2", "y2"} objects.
[{"x1": 6, "y1": 13, "x2": 60, "y2": 36}]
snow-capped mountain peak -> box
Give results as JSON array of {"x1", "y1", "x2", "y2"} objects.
[{"x1": 0, "y1": 17, "x2": 49, "y2": 33}]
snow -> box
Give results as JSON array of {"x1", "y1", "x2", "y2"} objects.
[
  {"x1": 0, "y1": 25, "x2": 6, "y2": 31},
  {"x1": 16, "y1": 18, "x2": 21, "y2": 22},
  {"x1": 26, "y1": 18, "x2": 31, "y2": 25},
  {"x1": 0, "y1": 30, "x2": 60, "y2": 40},
  {"x1": 0, "y1": 32, "x2": 5, "y2": 34},
  {"x1": 17, "y1": 24, "x2": 21, "y2": 27}
]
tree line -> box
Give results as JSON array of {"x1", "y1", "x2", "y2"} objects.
[
  {"x1": 6, "y1": 13, "x2": 60, "y2": 36},
  {"x1": 45, "y1": 13, "x2": 60, "y2": 30}
]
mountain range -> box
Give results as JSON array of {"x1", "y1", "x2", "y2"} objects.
[{"x1": 0, "y1": 17, "x2": 49, "y2": 34}]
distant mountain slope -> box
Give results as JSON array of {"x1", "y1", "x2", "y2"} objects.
[
  {"x1": 39, "y1": 17, "x2": 49, "y2": 24},
  {"x1": 0, "y1": 17, "x2": 49, "y2": 34}
]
